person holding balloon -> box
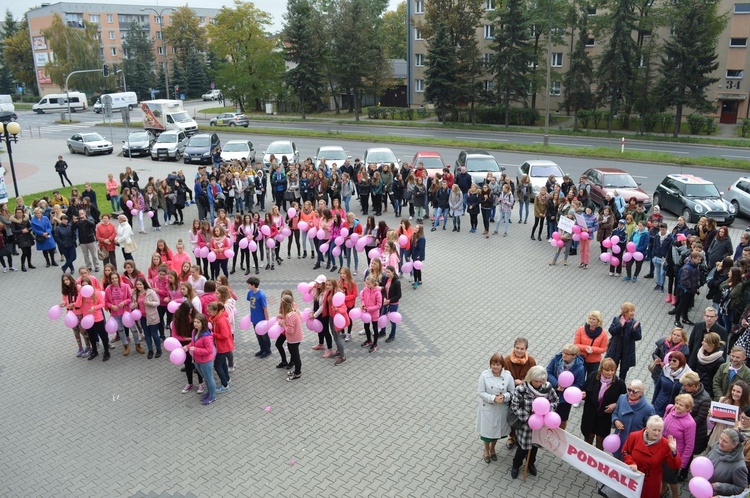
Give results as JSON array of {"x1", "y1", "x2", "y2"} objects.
[
  {"x1": 105, "y1": 272, "x2": 137, "y2": 356},
  {"x1": 545, "y1": 344, "x2": 585, "y2": 430},
  {"x1": 75, "y1": 278, "x2": 110, "y2": 362},
  {"x1": 606, "y1": 219, "x2": 627, "y2": 277},
  {"x1": 207, "y1": 302, "x2": 233, "y2": 394},
  {"x1": 476, "y1": 353, "x2": 515, "y2": 463},
  {"x1": 183, "y1": 313, "x2": 217, "y2": 405},
  {"x1": 661, "y1": 395, "x2": 696, "y2": 498},
  {"x1": 379, "y1": 265, "x2": 402, "y2": 344},
  {"x1": 60, "y1": 273, "x2": 91, "y2": 357},
  {"x1": 131, "y1": 277, "x2": 162, "y2": 359},
  {"x1": 170, "y1": 301, "x2": 203, "y2": 394},
  {"x1": 580, "y1": 358, "x2": 627, "y2": 450},
  {"x1": 623, "y1": 220, "x2": 649, "y2": 282},
  {"x1": 360, "y1": 275, "x2": 383, "y2": 352},
  {"x1": 621, "y1": 415, "x2": 681, "y2": 498},
  {"x1": 196, "y1": 220, "x2": 212, "y2": 277},
  {"x1": 329, "y1": 286, "x2": 350, "y2": 365},
  {"x1": 278, "y1": 294, "x2": 303, "y2": 381},
  {"x1": 576, "y1": 206, "x2": 598, "y2": 269},
  {"x1": 344, "y1": 212, "x2": 362, "y2": 275},
  {"x1": 549, "y1": 210, "x2": 575, "y2": 266},
  {"x1": 209, "y1": 225, "x2": 231, "y2": 279},
  {"x1": 409, "y1": 225, "x2": 425, "y2": 289},
  {"x1": 338, "y1": 268, "x2": 358, "y2": 342},
  {"x1": 707, "y1": 427, "x2": 748, "y2": 497}
]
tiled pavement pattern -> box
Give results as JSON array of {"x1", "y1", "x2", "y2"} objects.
[{"x1": 0, "y1": 201, "x2": 744, "y2": 497}]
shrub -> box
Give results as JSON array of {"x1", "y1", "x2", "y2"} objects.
[
  {"x1": 474, "y1": 106, "x2": 540, "y2": 126},
  {"x1": 577, "y1": 109, "x2": 592, "y2": 129},
  {"x1": 591, "y1": 110, "x2": 604, "y2": 129},
  {"x1": 686, "y1": 114, "x2": 716, "y2": 135},
  {"x1": 638, "y1": 113, "x2": 658, "y2": 134},
  {"x1": 741, "y1": 118, "x2": 750, "y2": 138}
]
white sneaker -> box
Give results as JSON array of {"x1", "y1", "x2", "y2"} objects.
[
  {"x1": 9, "y1": 267, "x2": 17, "y2": 272},
  {"x1": 196, "y1": 383, "x2": 206, "y2": 394},
  {"x1": 357, "y1": 330, "x2": 366, "y2": 335},
  {"x1": 2, "y1": 267, "x2": 6, "y2": 273},
  {"x1": 573, "y1": 402, "x2": 581, "y2": 408},
  {"x1": 345, "y1": 333, "x2": 351, "y2": 342}
]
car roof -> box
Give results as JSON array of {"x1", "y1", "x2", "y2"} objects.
[
  {"x1": 414, "y1": 151, "x2": 441, "y2": 157},
  {"x1": 589, "y1": 167, "x2": 627, "y2": 174},
  {"x1": 318, "y1": 146, "x2": 345, "y2": 151},
  {"x1": 190, "y1": 133, "x2": 213, "y2": 138},
  {"x1": 666, "y1": 174, "x2": 713, "y2": 185},
  {"x1": 524, "y1": 159, "x2": 560, "y2": 167},
  {"x1": 463, "y1": 149, "x2": 492, "y2": 156},
  {"x1": 269, "y1": 140, "x2": 293, "y2": 146},
  {"x1": 366, "y1": 147, "x2": 394, "y2": 152},
  {"x1": 225, "y1": 140, "x2": 250, "y2": 145}
]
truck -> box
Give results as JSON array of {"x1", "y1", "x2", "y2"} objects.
[
  {"x1": 94, "y1": 91, "x2": 138, "y2": 113},
  {"x1": 140, "y1": 99, "x2": 198, "y2": 136}
]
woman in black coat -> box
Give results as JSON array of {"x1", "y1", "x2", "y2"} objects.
[
  {"x1": 581, "y1": 358, "x2": 627, "y2": 450},
  {"x1": 679, "y1": 371, "x2": 712, "y2": 466},
  {"x1": 379, "y1": 265, "x2": 402, "y2": 344},
  {"x1": 9, "y1": 207, "x2": 35, "y2": 271},
  {"x1": 687, "y1": 331, "x2": 725, "y2": 399}
]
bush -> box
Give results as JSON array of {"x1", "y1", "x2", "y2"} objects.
[
  {"x1": 474, "y1": 106, "x2": 540, "y2": 126},
  {"x1": 616, "y1": 113, "x2": 630, "y2": 130},
  {"x1": 638, "y1": 113, "x2": 658, "y2": 134},
  {"x1": 742, "y1": 118, "x2": 750, "y2": 138},
  {"x1": 365, "y1": 106, "x2": 415, "y2": 120},
  {"x1": 655, "y1": 114, "x2": 675, "y2": 134},
  {"x1": 591, "y1": 110, "x2": 604, "y2": 129},
  {"x1": 576, "y1": 109, "x2": 592, "y2": 129},
  {"x1": 686, "y1": 114, "x2": 716, "y2": 135}
]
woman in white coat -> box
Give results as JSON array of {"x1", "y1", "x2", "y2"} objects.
[
  {"x1": 476, "y1": 353, "x2": 515, "y2": 463},
  {"x1": 115, "y1": 215, "x2": 136, "y2": 261}
]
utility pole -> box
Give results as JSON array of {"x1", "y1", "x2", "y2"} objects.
[{"x1": 65, "y1": 68, "x2": 104, "y2": 122}]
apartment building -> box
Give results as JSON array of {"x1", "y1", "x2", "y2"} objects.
[
  {"x1": 26, "y1": 2, "x2": 219, "y2": 96},
  {"x1": 407, "y1": 0, "x2": 750, "y2": 124}
]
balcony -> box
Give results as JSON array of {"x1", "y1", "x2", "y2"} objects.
[{"x1": 118, "y1": 21, "x2": 151, "y2": 30}]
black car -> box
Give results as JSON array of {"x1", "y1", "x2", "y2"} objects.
[
  {"x1": 183, "y1": 133, "x2": 221, "y2": 165},
  {"x1": 653, "y1": 174, "x2": 736, "y2": 225},
  {"x1": 122, "y1": 130, "x2": 155, "y2": 157}
]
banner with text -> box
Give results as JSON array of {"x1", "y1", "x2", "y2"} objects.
[{"x1": 533, "y1": 428, "x2": 644, "y2": 497}]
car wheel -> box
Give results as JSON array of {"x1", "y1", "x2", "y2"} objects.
[
  {"x1": 229, "y1": 122, "x2": 236, "y2": 127},
  {"x1": 682, "y1": 207, "x2": 693, "y2": 224},
  {"x1": 68, "y1": 145, "x2": 75, "y2": 154},
  {"x1": 210, "y1": 122, "x2": 215, "y2": 126},
  {"x1": 107, "y1": 150, "x2": 113, "y2": 154},
  {"x1": 151, "y1": 156, "x2": 158, "y2": 161},
  {"x1": 84, "y1": 147, "x2": 90, "y2": 156},
  {"x1": 652, "y1": 193, "x2": 660, "y2": 208},
  {"x1": 732, "y1": 200, "x2": 741, "y2": 216}
]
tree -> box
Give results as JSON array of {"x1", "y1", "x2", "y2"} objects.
[
  {"x1": 42, "y1": 14, "x2": 107, "y2": 94},
  {"x1": 561, "y1": 9, "x2": 593, "y2": 130},
  {"x1": 381, "y1": 1, "x2": 407, "y2": 60},
  {"x1": 490, "y1": 0, "x2": 535, "y2": 128},
  {"x1": 595, "y1": 0, "x2": 638, "y2": 133},
  {"x1": 207, "y1": 0, "x2": 284, "y2": 112},
  {"x1": 4, "y1": 21, "x2": 34, "y2": 93},
  {"x1": 424, "y1": 22, "x2": 459, "y2": 122},
  {"x1": 282, "y1": 0, "x2": 325, "y2": 118},
  {"x1": 0, "y1": 9, "x2": 19, "y2": 94},
  {"x1": 654, "y1": 0, "x2": 726, "y2": 137},
  {"x1": 526, "y1": 0, "x2": 572, "y2": 109},
  {"x1": 164, "y1": 6, "x2": 206, "y2": 92},
  {"x1": 121, "y1": 21, "x2": 155, "y2": 100},
  {"x1": 185, "y1": 51, "x2": 210, "y2": 98}
]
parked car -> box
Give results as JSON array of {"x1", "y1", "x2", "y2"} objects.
[
  {"x1": 454, "y1": 149, "x2": 504, "y2": 186},
  {"x1": 122, "y1": 130, "x2": 155, "y2": 157},
  {"x1": 209, "y1": 112, "x2": 249, "y2": 127},
  {"x1": 221, "y1": 140, "x2": 256, "y2": 163},
  {"x1": 263, "y1": 140, "x2": 299, "y2": 169},
  {"x1": 517, "y1": 160, "x2": 564, "y2": 199},
  {"x1": 67, "y1": 133, "x2": 113, "y2": 156},
  {"x1": 581, "y1": 167, "x2": 651, "y2": 212},
  {"x1": 314, "y1": 145, "x2": 350, "y2": 170},
  {"x1": 202, "y1": 89, "x2": 222, "y2": 101},
  {"x1": 151, "y1": 130, "x2": 188, "y2": 162},
  {"x1": 653, "y1": 174, "x2": 735, "y2": 225},
  {"x1": 411, "y1": 151, "x2": 448, "y2": 179},
  {"x1": 363, "y1": 147, "x2": 400, "y2": 168},
  {"x1": 725, "y1": 177, "x2": 750, "y2": 217},
  {"x1": 183, "y1": 133, "x2": 221, "y2": 165}
]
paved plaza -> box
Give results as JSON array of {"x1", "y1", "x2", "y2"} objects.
[{"x1": 1, "y1": 138, "x2": 748, "y2": 496}]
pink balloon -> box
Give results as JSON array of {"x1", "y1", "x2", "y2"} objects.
[
  {"x1": 550, "y1": 239, "x2": 558, "y2": 247},
  {"x1": 544, "y1": 411, "x2": 561, "y2": 429},
  {"x1": 349, "y1": 308, "x2": 362, "y2": 320},
  {"x1": 332, "y1": 246, "x2": 341, "y2": 257},
  {"x1": 193, "y1": 247, "x2": 202, "y2": 257},
  {"x1": 248, "y1": 240, "x2": 258, "y2": 252},
  {"x1": 265, "y1": 239, "x2": 276, "y2": 249},
  {"x1": 122, "y1": 311, "x2": 135, "y2": 328},
  {"x1": 602, "y1": 239, "x2": 612, "y2": 248},
  {"x1": 255, "y1": 320, "x2": 269, "y2": 335},
  {"x1": 612, "y1": 244, "x2": 621, "y2": 254},
  {"x1": 563, "y1": 386, "x2": 583, "y2": 405},
  {"x1": 297, "y1": 282, "x2": 311, "y2": 293},
  {"x1": 552, "y1": 231, "x2": 561, "y2": 240},
  {"x1": 610, "y1": 235, "x2": 620, "y2": 245},
  {"x1": 319, "y1": 243, "x2": 330, "y2": 253},
  {"x1": 572, "y1": 225, "x2": 582, "y2": 234},
  {"x1": 626, "y1": 242, "x2": 636, "y2": 253},
  {"x1": 307, "y1": 227, "x2": 318, "y2": 239},
  {"x1": 676, "y1": 233, "x2": 687, "y2": 242},
  {"x1": 163, "y1": 337, "x2": 181, "y2": 352},
  {"x1": 224, "y1": 249, "x2": 235, "y2": 259},
  {"x1": 355, "y1": 239, "x2": 368, "y2": 252},
  {"x1": 311, "y1": 319, "x2": 324, "y2": 332},
  {"x1": 300, "y1": 309, "x2": 311, "y2": 322},
  {"x1": 170, "y1": 347, "x2": 186, "y2": 365},
  {"x1": 361, "y1": 312, "x2": 372, "y2": 323},
  {"x1": 377, "y1": 315, "x2": 389, "y2": 328},
  {"x1": 334, "y1": 236, "x2": 345, "y2": 246},
  {"x1": 333, "y1": 313, "x2": 346, "y2": 329},
  {"x1": 275, "y1": 233, "x2": 285, "y2": 242},
  {"x1": 298, "y1": 221, "x2": 309, "y2": 232},
  {"x1": 48, "y1": 305, "x2": 62, "y2": 320},
  {"x1": 255, "y1": 232, "x2": 264, "y2": 241},
  {"x1": 64, "y1": 311, "x2": 79, "y2": 328},
  {"x1": 558, "y1": 370, "x2": 575, "y2": 389},
  {"x1": 610, "y1": 256, "x2": 620, "y2": 267},
  {"x1": 261, "y1": 225, "x2": 271, "y2": 236},
  {"x1": 199, "y1": 246, "x2": 210, "y2": 258},
  {"x1": 316, "y1": 229, "x2": 327, "y2": 240},
  {"x1": 622, "y1": 252, "x2": 633, "y2": 263},
  {"x1": 633, "y1": 251, "x2": 644, "y2": 261},
  {"x1": 332, "y1": 292, "x2": 345, "y2": 307},
  {"x1": 239, "y1": 315, "x2": 252, "y2": 331},
  {"x1": 340, "y1": 228, "x2": 349, "y2": 237},
  {"x1": 131, "y1": 309, "x2": 142, "y2": 320},
  {"x1": 301, "y1": 292, "x2": 313, "y2": 303},
  {"x1": 690, "y1": 456, "x2": 714, "y2": 480},
  {"x1": 80, "y1": 314, "x2": 95, "y2": 329},
  {"x1": 688, "y1": 477, "x2": 713, "y2": 498},
  {"x1": 105, "y1": 317, "x2": 119, "y2": 334},
  {"x1": 600, "y1": 253, "x2": 611, "y2": 263},
  {"x1": 281, "y1": 227, "x2": 291, "y2": 237},
  {"x1": 167, "y1": 301, "x2": 180, "y2": 313},
  {"x1": 580, "y1": 232, "x2": 590, "y2": 240},
  {"x1": 388, "y1": 311, "x2": 402, "y2": 324},
  {"x1": 401, "y1": 262, "x2": 413, "y2": 273},
  {"x1": 532, "y1": 397, "x2": 550, "y2": 415},
  {"x1": 528, "y1": 413, "x2": 545, "y2": 430},
  {"x1": 147, "y1": 211, "x2": 154, "y2": 218},
  {"x1": 268, "y1": 324, "x2": 283, "y2": 340},
  {"x1": 130, "y1": 209, "x2": 138, "y2": 216},
  {"x1": 413, "y1": 261, "x2": 423, "y2": 270},
  {"x1": 239, "y1": 238, "x2": 249, "y2": 249},
  {"x1": 572, "y1": 234, "x2": 580, "y2": 242},
  {"x1": 345, "y1": 239, "x2": 354, "y2": 248},
  {"x1": 602, "y1": 434, "x2": 621, "y2": 453},
  {"x1": 556, "y1": 239, "x2": 565, "y2": 248},
  {"x1": 398, "y1": 235, "x2": 408, "y2": 248},
  {"x1": 126, "y1": 200, "x2": 133, "y2": 208},
  {"x1": 368, "y1": 248, "x2": 380, "y2": 260},
  {"x1": 207, "y1": 251, "x2": 217, "y2": 262},
  {"x1": 80, "y1": 285, "x2": 94, "y2": 298},
  {"x1": 287, "y1": 208, "x2": 297, "y2": 218}
]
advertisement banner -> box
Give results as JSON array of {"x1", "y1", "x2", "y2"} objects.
[
  {"x1": 37, "y1": 70, "x2": 51, "y2": 85},
  {"x1": 533, "y1": 428, "x2": 644, "y2": 497}
]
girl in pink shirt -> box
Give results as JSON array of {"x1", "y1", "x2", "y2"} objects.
[
  {"x1": 183, "y1": 314, "x2": 217, "y2": 405},
  {"x1": 75, "y1": 276, "x2": 110, "y2": 361},
  {"x1": 360, "y1": 276, "x2": 382, "y2": 352},
  {"x1": 172, "y1": 301, "x2": 204, "y2": 394},
  {"x1": 105, "y1": 272, "x2": 137, "y2": 355},
  {"x1": 171, "y1": 239, "x2": 191, "y2": 274},
  {"x1": 60, "y1": 273, "x2": 91, "y2": 357},
  {"x1": 279, "y1": 294, "x2": 303, "y2": 381},
  {"x1": 209, "y1": 225, "x2": 231, "y2": 279}
]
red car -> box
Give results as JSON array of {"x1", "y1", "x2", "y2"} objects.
[
  {"x1": 411, "y1": 151, "x2": 449, "y2": 179},
  {"x1": 581, "y1": 167, "x2": 652, "y2": 212}
]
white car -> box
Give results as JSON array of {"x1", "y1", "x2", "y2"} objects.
[
  {"x1": 202, "y1": 90, "x2": 222, "y2": 101},
  {"x1": 363, "y1": 147, "x2": 400, "y2": 168},
  {"x1": 151, "y1": 130, "x2": 188, "y2": 162},
  {"x1": 314, "y1": 145, "x2": 350, "y2": 170},
  {"x1": 263, "y1": 140, "x2": 298, "y2": 169},
  {"x1": 517, "y1": 160, "x2": 565, "y2": 199},
  {"x1": 67, "y1": 133, "x2": 113, "y2": 156},
  {"x1": 221, "y1": 140, "x2": 256, "y2": 163}
]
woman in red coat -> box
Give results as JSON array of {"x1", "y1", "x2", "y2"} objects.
[{"x1": 621, "y1": 415, "x2": 680, "y2": 498}]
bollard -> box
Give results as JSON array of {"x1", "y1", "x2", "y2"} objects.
[{"x1": 621, "y1": 137, "x2": 625, "y2": 153}]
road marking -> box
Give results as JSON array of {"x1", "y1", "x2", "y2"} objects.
[
  {"x1": 393, "y1": 133, "x2": 433, "y2": 137},
  {"x1": 338, "y1": 129, "x2": 370, "y2": 134},
  {"x1": 627, "y1": 147, "x2": 688, "y2": 154},
  {"x1": 534, "y1": 141, "x2": 591, "y2": 147},
  {"x1": 722, "y1": 154, "x2": 750, "y2": 159},
  {"x1": 456, "y1": 136, "x2": 508, "y2": 142}
]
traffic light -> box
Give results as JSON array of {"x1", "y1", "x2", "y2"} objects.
[
  {"x1": 112, "y1": 64, "x2": 119, "y2": 74},
  {"x1": 102, "y1": 63, "x2": 109, "y2": 77}
]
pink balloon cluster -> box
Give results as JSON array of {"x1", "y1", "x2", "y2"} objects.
[
  {"x1": 601, "y1": 234, "x2": 643, "y2": 266},
  {"x1": 688, "y1": 457, "x2": 714, "y2": 498},
  {"x1": 528, "y1": 397, "x2": 561, "y2": 430}
]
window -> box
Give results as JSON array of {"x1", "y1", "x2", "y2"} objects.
[
  {"x1": 415, "y1": 79, "x2": 424, "y2": 92},
  {"x1": 199, "y1": 17, "x2": 206, "y2": 24},
  {"x1": 110, "y1": 47, "x2": 117, "y2": 56},
  {"x1": 415, "y1": 28, "x2": 423, "y2": 40},
  {"x1": 727, "y1": 69, "x2": 744, "y2": 78},
  {"x1": 100, "y1": 48, "x2": 104, "y2": 58},
  {"x1": 157, "y1": 46, "x2": 164, "y2": 55},
  {"x1": 89, "y1": 14, "x2": 99, "y2": 24},
  {"x1": 735, "y1": 3, "x2": 750, "y2": 12},
  {"x1": 172, "y1": 46, "x2": 177, "y2": 54},
  {"x1": 486, "y1": 0, "x2": 495, "y2": 10},
  {"x1": 484, "y1": 80, "x2": 493, "y2": 91},
  {"x1": 108, "y1": 31, "x2": 115, "y2": 40},
  {"x1": 107, "y1": 14, "x2": 113, "y2": 23},
  {"x1": 585, "y1": 37, "x2": 595, "y2": 47},
  {"x1": 550, "y1": 81, "x2": 561, "y2": 96},
  {"x1": 484, "y1": 53, "x2": 492, "y2": 68},
  {"x1": 587, "y1": 6, "x2": 597, "y2": 15},
  {"x1": 730, "y1": 38, "x2": 748, "y2": 47},
  {"x1": 156, "y1": 31, "x2": 163, "y2": 39},
  {"x1": 155, "y1": 16, "x2": 162, "y2": 24},
  {"x1": 415, "y1": 0, "x2": 424, "y2": 13},
  {"x1": 415, "y1": 54, "x2": 424, "y2": 67},
  {"x1": 551, "y1": 52, "x2": 563, "y2": 67},
  {"x1": 97, "y1": 32, "x2": 103, "y2": 42},
  {"x1": 484, "y1": 25, "x2": 494, "y2": 39}
]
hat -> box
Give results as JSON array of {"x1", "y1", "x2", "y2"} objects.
[
  {"x1": 568, "y1": 209, "x2": 576, "y2": 216},
  {"x1": 315, "y1": 275, "x2": 327, "y2": 284},
  {"x1": 618, "y1": 219, "x2": 626, "y2": 224}
]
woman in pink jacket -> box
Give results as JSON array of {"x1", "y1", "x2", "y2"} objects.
[
  {"x1": 338, "y1": 267, "x2": 358, "y2": 342},
  {"x1": 183, "y1": 313, "x2": 217, "y2": 405},
  {"x1": 196, "y1": 220, "x2": 212, "y2": 276},
  {"x1": 170, "y1": 239, "x2": 192, "y2": 274},
  {"x1": 171, "y1": 301, "x2": 203, "y2": 394},
  {"x1": 208, "y1": 302, "x2": 234, "y2": 394},
  {"x1": 151, "y1": 264, "x2": 170, "y2": 340},
  {"x1": 360, "y1": 275, "x2": 383, "y2": 353},
  {"x1": 209, "y1": 225, "x2": 231, "y2": 280},
  {"x1": 105, "y1": 272, "x2": 140, "y2": 356},
  {"x1": 131, "y1": 277, "x2": 161, "y2": 359},
  {"x1": 661, "y1": 395, "x2": 696, "y2": 498},
  {"x1": 75, "y1": 276, "x2": 110, "y2": 361},
  {"x1": 279, "y1": 294, "x2": 303, "y2": 381},
  {"x1": 60, "y1": 273, "x2": 91, "y2": 357}
]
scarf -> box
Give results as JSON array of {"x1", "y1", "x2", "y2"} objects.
[
  {"x1": 665, "y1": 364, "x2": 686, "y2": 380},
  {"x1": 598, "y1": 376, "x2": 613, "y2": 405},
  {"x1": 556, "y1": 358, "x2": 573, "y2": 378},
  {"x1": 585, "y1": 324, "x2": 603, "y2": 340},
  {"x1": 697, "y1": 348, "x2": 723, "y2": 365},
  {"x1": 527, "y1": 381, "x2": 551, "y2": 398},
  {"x1": 509, "y1": 353, "x2": 529, "y2": 365},
  {"x1": 643, "y1": 430, "x2": 661, "y2": 447}
]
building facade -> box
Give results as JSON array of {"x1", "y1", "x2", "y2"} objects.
[
  {"x1": 26, "y1": 2, "x2": 220, "y2": 96},
  {"x1": 406, "y1": 0, "x2": 750, "y2": 124}
]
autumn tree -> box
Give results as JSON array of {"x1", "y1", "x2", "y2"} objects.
[
  {"x1": 164, "y1": 6, "x2": 207, "y2": 96},
  {"x1": 4, "y1": 19, "x2": 34, "y2": 93},
  {"x1": 0, "y1": 9, "x2": 19, "y2": 94}
]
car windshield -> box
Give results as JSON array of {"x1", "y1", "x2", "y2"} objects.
[
  {"x1": 419, "y1": 157, "x2": 445, "y2": 170},
  {"x1": 128, "y1": 132, "x2": 149, "y2": 142},
  {"x1": 223, "y1": 143, "x2": 249, "y2": 152},
  {"x1": 529, "y1": 165, "x2": 561, "y2": 177},
  {"x1": 685, "y1": 184, "x2": 720, "y2": 198},
  {"x1": 367, "y1": 151, "x2": 396, "y2": 163},
  {"x1": 172, "y1": 111, "x2": 192, "y2": 123},
  {"x1": 188, "y1": 136, "x2": 210, "y2": 147},
  {"x1": 320, "y1": 149, "x2": 347, "y2": 161},
  {"x1": 82, "y1": 133, "x2": 104, "y2": 142},
  {"x1": 156, "y1": 134, "x2": 177, "y2": 143},
  {"x1": 602, "y1": 173, "x2": 639, "y2": 188},
  {"x1": 466, "y1": 157, "x2": 500, "y2": 172},
  {"x1": 267, "y1": 143, "x2": 292, "y2": 154}
]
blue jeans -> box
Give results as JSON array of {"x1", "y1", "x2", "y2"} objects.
[
  {"x1": 209, "y1": 203, "x2": 216, "y2": 224},
  {"x1": 109, "y1": 195, "x2": 120, "y2": 213},
  {"x1": 343, "y1": 195, "x2": 351, "y2": 213},
  {"x1": 519, "y1": 199, "x2": 530, "y2": 222},
  {"x1": 547, "y1": 220, "x2": 557, "y2": 239},
  {"x1": 214, "y1": 352, "x2": 230, "y2": 387},
  {"x1": 195, "y1": 361, "x2": 216, "y2": 399},
  {"x1": 379, "y1": 303, "x2": 399, "y2": 338},
  {"x1": 235, "y1": 196, "x2": 244, "y2": 214},
  {"x1": 462, "y1": 193, "x2": 468, "y2": 213},
  {"x1": 495, "y1": 210, "x2": 510, "y2": 234},
  {"x1": 141, "y1": 317, "x2": 161, "y2": 353},
  {"x1": 432, "y1": 207, "x2": 447, "y2": 228},
  {"x1": 60, "y1": 246, "x2": 76, "y2": 273},
  {"x1": 345, "y1": 247, "x2": 358, "y2": 272},
  {"x1": 653, "y1": 257, "x2": 665, "y2": 286}
]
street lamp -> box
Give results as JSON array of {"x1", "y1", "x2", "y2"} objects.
[
  {"x1": 141, "y1": 7, "x2": 174, "y2": 99},
  {"x1": 0, "y1": 115, "x2": 22, "y2": 199}
]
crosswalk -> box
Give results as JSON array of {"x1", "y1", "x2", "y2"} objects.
[{"x1": 17, "y1": 122, "x2": 93, "y2": 139}]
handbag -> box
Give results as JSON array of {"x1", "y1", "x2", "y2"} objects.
[
  {"x1": 123, "y1": 236, "x2": 138, "y2": 254},
  {"x1": 284, "y1": 190, "x2": 296, "y2": 201},
  {"x1": 97, "y1": 246, "x2": 109, "y2": 260},
  {"x1": 35, "y1": 234, "x2": 47, "y2": 243},
  {"x1": 507, "y1": 410, "x2": 524, "y2": 430}
]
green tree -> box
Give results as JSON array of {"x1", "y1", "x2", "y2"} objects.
[
  {"x1": 171, "y1": 61, "x2": 185, "y2": 100},
  {"x1": 207, "y1": 0, "x2": 283, "y2": 112},
  {"x1": 4, "y1": 20, "x2": 34, "y2": 93},
  {"x1": 164, "y1": 6, "x2": 206, "y2": 91},
  {"x1": 381, "y1": 1, "x2": 407, "y2": 60},
  {"x1": 527, "y1": 0, "x2": 573, "y2": 110},
  {"x1": 0, "y1": 9, "x2": 19, "y2": 94},
  {"x1": 424, "y1": 22, "x2": 459, "y2": 122},
  {"x1": 121, "y1": 21, "x2": 155, "y2": 100},
  {"x1": 490, "y1": 0, "x2": 535, "y2": 128},
  {"x1": 185, "y1": 51, "x2": 209, "y2": 98},
  {"x1": 282, "y1": 0, "x2": 325, "y2": 118},
  {"x1": 561, "y1": 9, "x2": 593, "y2": 130},
  {"x1": 595, "y1": 0, "x2": 638, "y2": 133},
  {"x1": 654, "y1": 0, "x2": 726, "y2": 137}
]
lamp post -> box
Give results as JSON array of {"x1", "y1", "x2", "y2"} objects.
[
  {"x1": 141, "y1": 7, "x2": 174, "y2": 99},
  {"x1": 0, "y1": 116, "x2": 22, "y2": 199}
]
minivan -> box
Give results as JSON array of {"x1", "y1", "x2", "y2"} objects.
[
  {"x1": 0, "y1": 95, "x2": 15, "y2": 114},
  {"x1": 32, "y1": 92, "x2": 88, "y2": 113}
]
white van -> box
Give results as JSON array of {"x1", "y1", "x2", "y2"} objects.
[
  {"x1": 0, "y1": 95, "x2": 15, "y2": 113},
  {"x1": 93, "y1": 91, "x2": 138, "y2": 113},
  {"x1": 32, "y1": 92, "x2": 88, "y2": 113}
]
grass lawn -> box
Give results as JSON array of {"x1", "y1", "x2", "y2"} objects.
[{"x1": 6, "y1": 182, "x2": 114, "y2": 215}]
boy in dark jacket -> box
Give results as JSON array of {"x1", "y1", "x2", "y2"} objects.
[{"x1": 672, "y1": 251, "x2": 704, "y2": 327}]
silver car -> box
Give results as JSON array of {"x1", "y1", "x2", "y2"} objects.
[
  {"x1": 263, "y1": 140, "x2": 299, "y2": 169},
  {"x1": 221, "y1": 140, "x2": 256, "y2": 163},
  {"x1": 517, "y1": 160, "x2": 564, "y2": 199},
  {"x1": 151, "y1": 130, "x2": 188, "y2": 162},
  {"x1": 314, "y1": 145, "x2": 349, "y2": 170},
  {"x1": 726, "y1": 177, "x2": 750, "y2": 217},
  {"x1": 209, "y1": 113, "x2": 249, "y2": 127},
  {"x1": 363, "y1": 147, "x2": 399, "y2": 168},
  {"x1": 122, "y1": 130, "x2": 155, "y2": 157},
  {"x1": 67, "y1": 133, "x2": 113, "y2": 156}
]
